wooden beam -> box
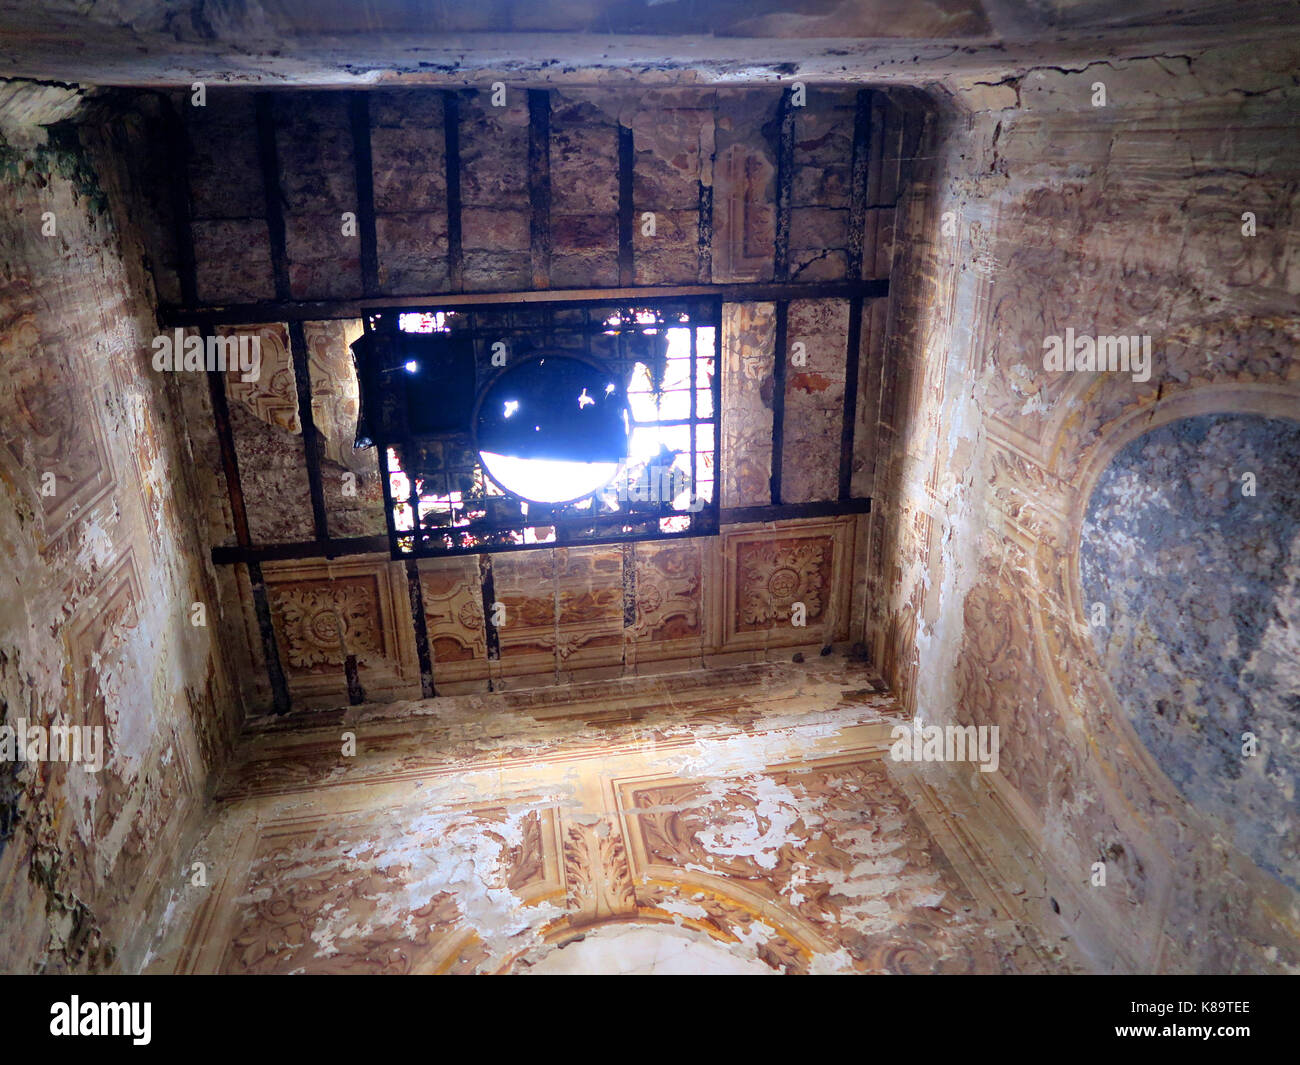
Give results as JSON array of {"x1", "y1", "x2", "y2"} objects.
[
  {"x1": 161, "y1": 94, "x2": 197, "y2": 307},
  {"x1": 253, "y1": 93, "x2": 291, "y2": 301},
  {"x1": 769, "y1": 299, "x2": 789, "y2": 506},
  {"x1": 722, "y1": 500, "x2": 870, "y2": 524},
  {"x1": 527, "y1": 89, "x2": 552, "y2": 290},
  {"x1": 178, "y1": 96, "x2": 290, "y2": 715},
  {"x1": 207, "y1": 362, "x2": 291, "y2": 713},
  {"x1": 287, "y1": 320, "x2": 330, "y2": 542},
  {"x1": 247, "y1": 560, "x2": 292, "y2": 715},
  {"x1": 618, "y1": 123, "x2": 635, "y2": 286},
  {"x1": 697, "y1": 180, "x2": 713, "y2": 283},
  {"x1": 847, "y1": 88, "x2": 874, "y2": 282},
  {"x1": 344, "y1": 653, "x2": 365, "y2": 705},
  {"x1": 478, "y1": 554, "x2": 501, "y2": 663},
  {"x1": 773, "y1": 89, "x2": 796, "y2": 282},
  {"x1": 840, "y1": 92, "x2": 874, "y2": 500},
  {"x1": 349, "y1": 91, "x2": 379, "y2": 298},
  {"x1": 205, "y1": 361, "x2": 253, "y2": 550},
  {"x1": 620, "y1": 541, "x2": 637, "y2": 671},
  {"x1": 209, "y1": 503, "x2": 871, "y2": 565},
  {"x1": 212, "y1": 534, "x2": 391, "y2": 565},
  {"x1": 159, "y1": 279, "x2": 889, "y2": 327},
  {"x1": 838, "y1": 295, "x2": 865, "y2": 501},
  {"x1": 621, "y1": 542, "x2": 637, "y2": 631},
  {"x1": 405, "y1": 559, "x2": 437, "y2": 699},
  {"x1": 443, "y1": 90, "x2": 464, "y2": 292}
]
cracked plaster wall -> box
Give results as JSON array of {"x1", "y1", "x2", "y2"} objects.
[
  {"x1": 0, "y1": 89, "x2": 243, "y2": 973},
  {"x1": 870, "y1": 40, "x2": 1300, "y2": 972}
]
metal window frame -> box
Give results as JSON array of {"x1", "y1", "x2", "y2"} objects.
[{"x1": 363, "y1": 292, "x2": 725, "y2": 560}]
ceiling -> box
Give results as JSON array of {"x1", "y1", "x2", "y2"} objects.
[
  {"x1": 119, "y1": 81, "x2": 917, "y2": 713},
  {"x1": 0, "y1": 1, "x2": 1294, "y2": 91}
]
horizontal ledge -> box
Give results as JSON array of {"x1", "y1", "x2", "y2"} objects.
[
  {"x1": 213, "y1": 535, "x2": 392, "y2": 565},
  {"x1": 210, "y1": 499, "x2": 871, "y2": 565},
  {"x1": 160, "y1": 280, "x2": 889, "y2": 327},
  {"x1": 720, "y1": 499, "x2": 871, "y2": 524}
]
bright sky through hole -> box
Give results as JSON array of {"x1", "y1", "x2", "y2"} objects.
[
  {"x1": 395, "y1": 316, "x2": 712, "y2": 511},
  {"x1": 479, "y1": 327, "x2": 710, "y2": 504},
  {"x1": 479, "y1": 452, "x2": 620, "y2": 504}
]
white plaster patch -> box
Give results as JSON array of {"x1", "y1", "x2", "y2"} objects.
[
  {"x1": 691, "y1": 774, "x2": 809, "y2": 871},
  {"x1": 303, "y1": 798, "x2": 567, "y2": 968},
  {"x1": 73, "y1": 520, "x2": 116, "y2": 573},
  {"x1": 523, "y1": 923, "x2": 773, "y2": 976}
]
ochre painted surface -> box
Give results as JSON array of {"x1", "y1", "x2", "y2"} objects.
[{"x1": 148, "y1": 661, "x2": 1066, "y2": 975}]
